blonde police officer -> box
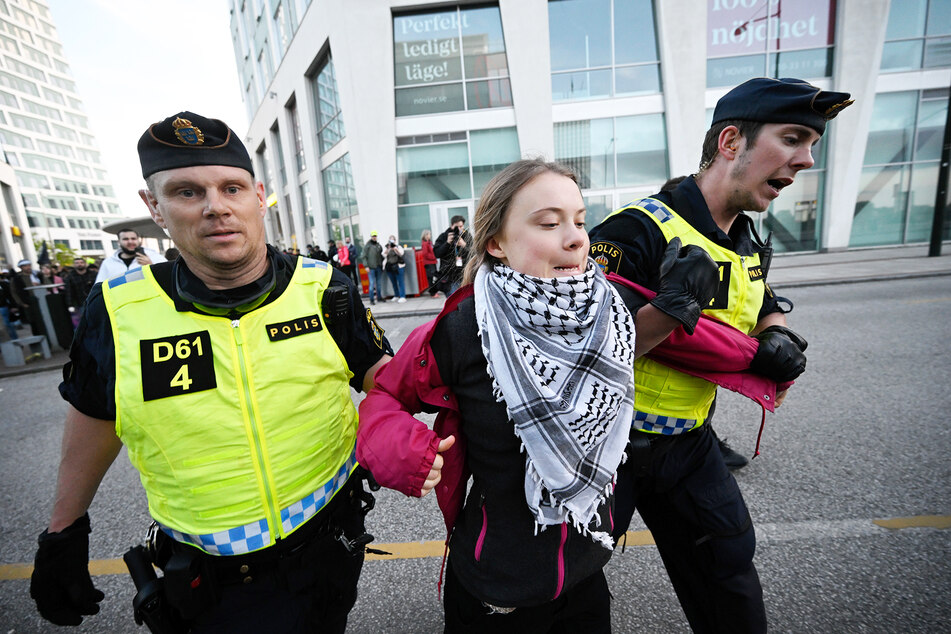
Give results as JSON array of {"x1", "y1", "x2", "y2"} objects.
[
  {"x1": 30, "y1": 111, "x2": 391, "y2": 632},
  {"x1": 589, "y1": 78, "x2": 852, "y2": 632}
]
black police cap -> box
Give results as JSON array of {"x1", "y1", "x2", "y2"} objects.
[
  {"x1": 138, "y1": 111, "x2": 254, "y2": 179},
  {"x1": 712, "y1": 77, "x2": 853, "y2": 135}
]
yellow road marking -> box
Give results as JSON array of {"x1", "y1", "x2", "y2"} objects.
[
  {"x1": 2, "y1": 518, "x2": 946, "y2": 581},
  {"x1": 872, "y1": 515, "x2": 951, "y2": 530}
]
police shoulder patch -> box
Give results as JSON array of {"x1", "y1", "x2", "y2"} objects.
[
  {"x1": 590, "y1": 241, "x2": 624, "y2": 275},
  {"x1": 366, "y1": 308, "x2": 384, "y2": 349}
]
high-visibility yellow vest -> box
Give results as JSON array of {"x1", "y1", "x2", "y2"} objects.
[
  {"x1": 610, "y1": 198, "x2": 767, "y2": 430},
  {"x1": 103, "y1": 258, "x2": 358, "y2": 552}
]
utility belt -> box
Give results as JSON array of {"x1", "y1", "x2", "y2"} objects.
[
  {"x1": 124, "y1": 468, "x2": 382, "y2": 633},
  {"x1": 626, "y1": 422, "x2": 711, "y2": 477}
]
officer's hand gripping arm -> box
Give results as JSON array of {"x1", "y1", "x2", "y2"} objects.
[
  {"x1": 649, "y1": 237, "x2": 720, "y2": 335},
  {"x1": 749, "y1": 324, "x2": 808, "y2": 382}
]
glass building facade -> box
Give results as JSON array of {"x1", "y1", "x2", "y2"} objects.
[{"x1": 230, "y1": 0, "x2": 951, "y2": 266}]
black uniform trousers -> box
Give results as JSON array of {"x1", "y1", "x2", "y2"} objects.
[
  {"x1": 612, "y1": 423, "x2": 766, "y2": 634},
  {"x1": 443, "y1": 564, "x2": 611, "y2": 634}
]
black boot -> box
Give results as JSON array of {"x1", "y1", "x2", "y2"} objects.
[{"x1": 718, "y1": 436, "x2": 749, "y2": 471}]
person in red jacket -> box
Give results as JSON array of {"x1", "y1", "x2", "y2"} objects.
[{"x1": 419, "y1": 229, "x2": 438, "y2": 296}]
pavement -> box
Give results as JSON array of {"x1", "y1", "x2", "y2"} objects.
[{"x1": 2, "y1": 243, "x2": 949, "y2": 380}]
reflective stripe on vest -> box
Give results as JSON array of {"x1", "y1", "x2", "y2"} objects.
[
  {"x1": 159, "y1": 451, "x2": 357, "y2": 555},
  {"x1": 103, "y1": 258, "x2": 359, "y2": 553},
  {"x1": 616, "y1": 198, "x2": 766, "y2": 432}
]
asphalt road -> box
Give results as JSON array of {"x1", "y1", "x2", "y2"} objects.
[{"x1": 1, "y1": 276, "x2": 949, "y2": 632}]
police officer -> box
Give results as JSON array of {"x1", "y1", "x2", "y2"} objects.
[
  {"x1": 589, "y1": 78, "x2": 852, "y2": 632},
  {"x1": 30, "y1": 111, "x2": 392, "y2": 632}
]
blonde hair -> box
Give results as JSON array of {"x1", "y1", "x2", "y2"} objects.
[
  {"x1": 462, "y1": 158, "x2": 578, "y2": 286},
  {"x1": 421, "y1": 229, "x2": 432, "y2": 242}
]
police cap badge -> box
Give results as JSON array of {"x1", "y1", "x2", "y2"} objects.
[{"x1": 138, "y1": 111, "x2": 254, "y2": 178}]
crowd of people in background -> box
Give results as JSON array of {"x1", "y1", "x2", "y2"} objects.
[{"x1": 3, "y1": 219, "x2": 468, "y2": 339}]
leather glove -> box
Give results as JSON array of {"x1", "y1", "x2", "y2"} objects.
[
  {"x1": 30, "y1": 513, "x2": 105, "y2": 626},
  {"x1": 749, "y1": 325, "x2": 808, "y2": 382},
  {"x1": 650, "y1": 237, "x2": 720, "y2": 334}
]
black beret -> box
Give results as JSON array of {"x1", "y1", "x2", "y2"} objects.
[
  {"x1": 138, "y1": 111, "x2": 253, "y2": 179},
  {"x1": 712, "y1": 77, "x2": 853, "y2": 135}
]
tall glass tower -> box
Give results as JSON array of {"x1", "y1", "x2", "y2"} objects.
[{"x1": 0, "y1": 0, "x2": 124, "y2": 262}]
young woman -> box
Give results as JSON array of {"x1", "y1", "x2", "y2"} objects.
[
  {"x1": 357, "y1": 159, "x2": 636, "y2": 633},
  {"x1": 383, "y1": 235, "x2": 407, "y2": 303},
  {"x1": 39, "y1": 263, "x2": 63, "y2": 293},
  {"x1": 420, "y1": 229, "x2": 438, "y2": 296}
]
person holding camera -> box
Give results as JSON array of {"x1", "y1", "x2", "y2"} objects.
[
  {"x1": 433, "y1": 215, "x2": 470, "y2": 296},
  {"x1": 94, "y1": 228, "x2": 166, "y2": 284},
  {"x1": 383, "y1": 234, "x2": 407, "y2": 303}
]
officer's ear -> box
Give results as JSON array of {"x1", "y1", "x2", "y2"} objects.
[
  {"x1": 255, "y1": 181, "x2": 267, "y2": 218},
  {"x1": 718, "y1": 126, "x2": 742, "y2": 160},
  {"x1": 140, "y1": 189, "x2": 167, "y2": 229}
]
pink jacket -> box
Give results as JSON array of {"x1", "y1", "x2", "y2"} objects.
[
  {"x1": 357, "y1": 286, "x2": 472, "y2": 533},
  {"x1": 357, "y1": 280, "x2": 788, "y2": 537}
]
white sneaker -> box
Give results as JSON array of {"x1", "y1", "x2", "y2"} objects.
[{"x1": 397, "y1": 297, "x2": 406, "y2": 303}]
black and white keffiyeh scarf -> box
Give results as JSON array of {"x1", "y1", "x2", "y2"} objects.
[{"x1": 474, "y1": 260, "x2": 636, "y2": 548}]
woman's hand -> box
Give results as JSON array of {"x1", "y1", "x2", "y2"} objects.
[{"x1": 421, "y1": 436, "x2": 455, "y2": 497}]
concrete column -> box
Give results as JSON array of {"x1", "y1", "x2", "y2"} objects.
[
  {"x1": 333, "y1": 1, "x2": 400, "y2": 242},
  {"x1": 499, "y1": 0, "x2": 554, "y2": 158},
  {"x1": 655, "y1": 0, "x2": 708, "y2": 177},
  {"x1": 822, "y1": 0, "x2": 891, "y2": 250}
]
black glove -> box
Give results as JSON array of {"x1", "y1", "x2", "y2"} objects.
[
  {"x1": 650, "y1": 237, "x2": 720, "y2": 334},
  {"x1": 30, "y1": 513, "x2": 105, "y2": 626},
  {"x1": 749, "y1": 325, "x2": 808, "y2": 382}
]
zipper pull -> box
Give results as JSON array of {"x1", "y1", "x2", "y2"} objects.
[{"x1": 231, "y1": 319, "x2": 240, "y2": 328}]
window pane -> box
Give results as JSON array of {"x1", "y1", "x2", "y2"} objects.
[
  {"x1": 319, "y1": 117, "x2": 344, "y2": 154},
  {"x1": 461, "y1": 6, "x2": 508, "y2": 79},
  {"x1": 884, "y1": 0, "x2": 927, "y2": 39},
  {"x1": 322, "y1": 154, "x2": 357, "y2": 221},
  {"x1": 583, "y1": 194, "x2": 612, "y2": 229},
  {"x1": 397, "y1": 142, "x2": 471, "y2": 204},
  {"x1": 906, "y1": 162, "x2": 939, "y2": 242},
  {"x1": 614, "y1": 64, "x2": 661, "y2": 96},
  {"x1": 880, "y1": 40, "x2": 924, "y2": 71},
  {"x1": 764, "y1": 169, "x2": 823, "y2": 252},
  {"x1": 551, "y1": 69, "x2": 612, "y2": 101},
  {"x1": 471, "y1": 128, "x2": 520, "y2": 195},
  {"x1": 924, "y1": 35, "x2": 951, "y2": 67},
  {"x1": 915, "y1": 95, "x2": 948, "y2": 160},
  {"x1": 614, "y1": 0, "x2": 658, "y2": 64},
  {"x1": 863, "y1": 92, "x2": 917, "y2": 165},
  {"x1": 616, "y1": 114, "x2": 667, "y2": 187},
  {"x1": 554, "y1": 118, "x2": 615, "y2": 189},
  {"x1": 397, "y1": 204, "x2": 431, "y2": 246},
  {"x1": 466, "y1": 78, "x2": 513, "y2": 110},
  {"x1": 707, "y1": 54, "x2": 765, "y2": 88},
  {"x1": 851, "y1": 165, "x2": 909, "y2": 247},
  {"x1": 927, "y1": 0, "x2": 951, "y2": 36},
  {"x1": 548, "y1": 0, "x2": 612, "y2": 71},
  {"x1": 395, "y1": 84, "x2": 466, "y2": 116},
  {"x1": 393, "y1": 10, "x2": 464, "y2": 89},
  {"x1": 769, "y1": 47, "x2": 833, "y2": 79}
]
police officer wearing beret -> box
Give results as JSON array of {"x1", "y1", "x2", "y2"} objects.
[
  {"x1": 30, "y1": 112, "x2": 392, "y2": 632},
  {"x1": 589, "y1": 78, "x2": 853, "y2": 632}
]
